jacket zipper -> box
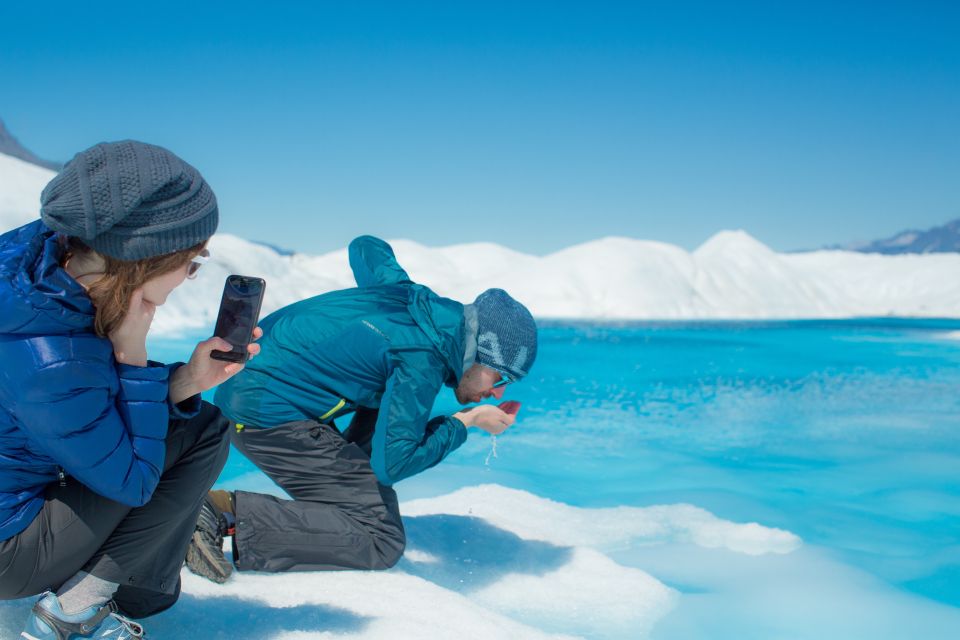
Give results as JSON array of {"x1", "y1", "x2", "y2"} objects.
[
  {"x1": 319, "y1": 399, "x2": 347, "y2": 422},
  {"x1": 57, "y1": 466, "x2": 67, "y2": 487}
]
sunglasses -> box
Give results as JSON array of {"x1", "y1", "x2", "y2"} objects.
[
  {"x1": 492, "y1": 372, "x2": 513, "y2": 389},
  {"x1": 187, "y1": 249, "x2": 210, "y2": 280}
]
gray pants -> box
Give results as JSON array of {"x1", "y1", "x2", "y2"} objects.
[
  {"x1": 230, "y1": 413, "x2": 405, "y2": 573},
  {"x1": 0, "y1": 402, "x2": 230, "y2": 618}
]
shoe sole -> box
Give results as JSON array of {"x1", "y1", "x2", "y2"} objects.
[{"x1": 186, "y1": 532, "x2": 233, "y2": 584}]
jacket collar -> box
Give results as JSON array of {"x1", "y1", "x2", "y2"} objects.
[
  {"x1": 0, "y1": 220, "x2": 95, "y2": 335},
  {"x1": 461, "y1": 303, "x2": 478, "y2": 374}
]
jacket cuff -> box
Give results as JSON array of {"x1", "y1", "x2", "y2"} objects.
[
  {"x1": 447, "y1": 415, "x2": 467, "y2": 434},
  {"x1": 447, "y1": 416, "x2": 468, "y2": 447},
  {"x1": 164, "y1": 362, "x2": 202, "y2": 419},
  {"x1": 117, "y1": 361, "x2": 170, "y2": 402}
]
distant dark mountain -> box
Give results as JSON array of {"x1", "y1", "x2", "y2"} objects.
[
  {"x1": 826, "y1": 219, "x2": 960, "y2": 254},
  {"x1": 0, "y1": 118, "x2": 61, "y2": 171}
]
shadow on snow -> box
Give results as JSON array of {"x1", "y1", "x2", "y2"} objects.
[{"x1": 398, "y1": 514, "x2": 572, "y2": 591}]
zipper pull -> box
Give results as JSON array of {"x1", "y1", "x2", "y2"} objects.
[{"x1": 58, "y1": 467, "x2": 67, "y2": 487}]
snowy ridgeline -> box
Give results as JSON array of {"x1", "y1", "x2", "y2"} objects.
[{"x1": 3, "y1": 150, "x2": 958, "y2": 335}]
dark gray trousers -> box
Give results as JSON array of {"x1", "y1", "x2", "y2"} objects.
[
  {"x1": 0, "y1": 401, "x2": 230, "y2": 618},
  {"x1": 230, "y1": 412, "x2": 405, "y2": 573}
]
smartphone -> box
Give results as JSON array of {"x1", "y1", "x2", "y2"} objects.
[{"x1": 210, "y1": 275, "x2": 266, "y2": 363}]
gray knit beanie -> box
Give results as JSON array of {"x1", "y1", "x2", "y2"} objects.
[
  {"x1": 40, "y1": 140, "x2": 218, "y2": 260},
  {"x1": 474, "y1": 288, "x2": 538, "y2": 381}
]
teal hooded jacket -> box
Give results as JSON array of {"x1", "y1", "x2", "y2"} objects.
[{"x1": 214, "y1": 236, "x2": 469, "y2": 486}]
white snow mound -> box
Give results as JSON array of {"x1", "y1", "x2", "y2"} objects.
[{"x1": 3, "y1": 150, "x2": 959, "y2": 332}]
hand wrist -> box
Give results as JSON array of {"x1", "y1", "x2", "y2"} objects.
[
  {"x1": 169, "y1": 365, "x2": 200, "y2": 405},
  {"x1": 114, "y1": 348, "x2": 147, "y2": 367}
]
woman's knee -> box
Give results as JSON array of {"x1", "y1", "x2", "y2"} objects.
[
  {"x1": 163, "y1": 401, "x2": 230, "y2": 485},
  {"x1": 187, "y1": 402, "x2": 231, "y2": 468},
  {"x1": 192, "y1": 402, "x2": 231, "y2": 442}
]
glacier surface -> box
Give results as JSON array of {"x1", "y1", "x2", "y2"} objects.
[{"x1": 2, "y1": 149, "x2": 958, "y2": 332}]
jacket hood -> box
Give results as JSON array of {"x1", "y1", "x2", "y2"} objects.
[
  {"x1": 347, "y1": 235, "x2": 466, "y2": 383},
  {"x1": 407, "y1": 285, "x2": 466, "y2": 384},
  {"x1": 0, "y1": 220, "x2": 95, "y2": 335}
]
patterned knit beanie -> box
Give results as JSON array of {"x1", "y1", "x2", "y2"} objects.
[
  {"x1": 40, "y1": 140, "x2": 218, "y2": 260},
  {"x1": 474, "y1": 288, "x2": 538, "y2": 381}
]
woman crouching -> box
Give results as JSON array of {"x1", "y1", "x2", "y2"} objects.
[{"x1": 0, "y1": 141, "x2": 260, "y2": 639}]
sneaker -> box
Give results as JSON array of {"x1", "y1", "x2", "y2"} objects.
[
  {"x1": 185, "y1": 491, "x2": 234, "y2": 584},
  {"x1": 21, "y1": 592, "x2": 145, "y2": 639}
]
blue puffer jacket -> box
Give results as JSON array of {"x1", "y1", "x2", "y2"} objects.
[
  {"x1": 215, "y1": 235, "x2": 469, "y2": 486},
  {"x1": 0, "y1": 220, "x2": 198, "y2": 541}
]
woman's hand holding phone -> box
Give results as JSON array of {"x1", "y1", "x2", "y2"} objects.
[
  {"x1": 169, "y1": 327, "x2": 263, "y2": 404},
  {"x1": 210, "y1": 275, "x2": 266, "y2": 362}
]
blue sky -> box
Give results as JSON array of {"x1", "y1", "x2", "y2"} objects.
[{"x1": 1, "y1": 1, "x2": 958, "y2": 255}]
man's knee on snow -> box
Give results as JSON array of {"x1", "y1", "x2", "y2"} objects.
[{"x1": 373, "y1": 529, "x2": 406, "y2": 569}]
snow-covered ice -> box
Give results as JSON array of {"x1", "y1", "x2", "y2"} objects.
[
  {"x1": 2, "y1": 150, "x2": 959, "y2": 336},
  {"x1": 3, "y1": 481, "x2": 954, "y2": 639},
  {"x1": 401, "y1": 485, "x2": 801, "y2": 555},
  {"x1": 0, "y1": 151, "x2": 52, "y2": 230},
  {"x1": 0, "y1": 483, "x2": 804, "y2": 639}
]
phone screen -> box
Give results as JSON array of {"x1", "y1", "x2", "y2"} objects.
[{"x1": 211, "y1": 275, "x2": 265, "y2": 363}]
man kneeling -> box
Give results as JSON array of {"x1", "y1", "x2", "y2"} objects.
[{"x1": 187, "y1": 235, "x2": 538, "y2": 580}]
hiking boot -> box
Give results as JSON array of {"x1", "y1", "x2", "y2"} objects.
[
  {"x1": 21, "y1": 592, "x2": 145, "y2": 639},
  {"x1": 185, "y1": 491, "x2": 235, "y2": 584}
]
